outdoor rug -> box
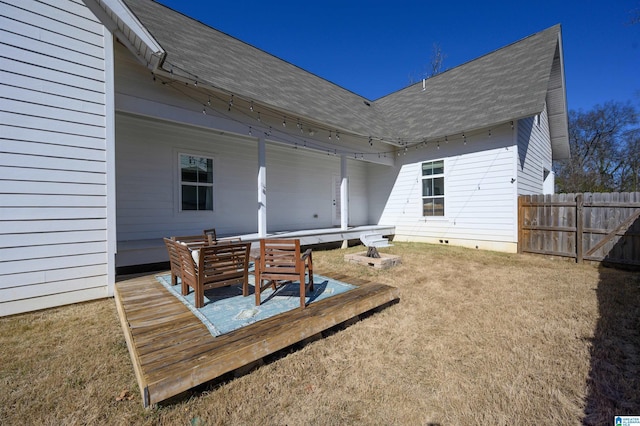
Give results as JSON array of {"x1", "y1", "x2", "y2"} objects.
[{"x1": 155, "y1": 271, "x2": 356, "y2": 336}]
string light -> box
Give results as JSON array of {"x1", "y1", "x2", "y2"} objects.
[{"x1": 154, "y1": 71, "x2": 498, "y2": 160}]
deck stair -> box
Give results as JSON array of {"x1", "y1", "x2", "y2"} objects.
[{"x1": 360, "y1": 233, "x2": 392, "y2": 258}]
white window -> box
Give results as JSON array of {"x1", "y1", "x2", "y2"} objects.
[
  {"x1": 422, "y1": 160, "x2": 444, "y2": 216},
  {"x1": 179, "y1": 153, "x2": 213, "y2": 211}
]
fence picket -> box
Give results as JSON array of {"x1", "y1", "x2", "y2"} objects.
[{"x1": 518, "y1": 192, "x2": 640, "y2": 267}]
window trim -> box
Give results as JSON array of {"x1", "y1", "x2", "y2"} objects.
[
  {"x1": 178, "y1": 152, "x2": 215, "y2": 212},
  {"x1": 421, "y1": 159, "x2": 445, "y2": 217}
]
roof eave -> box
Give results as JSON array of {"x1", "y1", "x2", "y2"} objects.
[
  {"x1": 83, "y1": 0, "x2": 165, "y2": 70},
  {"x1": 548, "y1": 29, "x2": 571, "y2": 160}
]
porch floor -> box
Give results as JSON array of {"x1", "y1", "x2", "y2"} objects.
[
  {"x1": 116, "y1": 225, "x2": 395, "y2": 269},
  {"x1": 114, "y1": 271, "x2": 399, "y2": 407}
]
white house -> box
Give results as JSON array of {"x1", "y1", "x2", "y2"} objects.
[{"x1": 0, "y1": 0, "x2": 569, "y2": 316}]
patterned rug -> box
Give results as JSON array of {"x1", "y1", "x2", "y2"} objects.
[{"x1": 155, "y1": 272, "x2": 356, "y2": 336}]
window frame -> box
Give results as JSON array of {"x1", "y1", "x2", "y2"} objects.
[
  {"x1": 178, "y1": 152, "x2": 215, "y2": 212},
  {"x1": 421, "y1": 159, "x2": 445, "y2": 217}
]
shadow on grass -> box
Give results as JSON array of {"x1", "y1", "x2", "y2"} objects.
[
  {"x1": 583, "y1": 216, "x2": 640, "y2": 425},
  {"x1": 158, "y1": 299, "x2": 400, "y2": 408}
]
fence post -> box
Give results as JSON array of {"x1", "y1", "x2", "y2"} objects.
[
  {"x1": 517, "y1": 195, "x2": 523, "y2": 254},
  {"x1": 576, "y1": 193, "x2": 583, "y2": 263}
]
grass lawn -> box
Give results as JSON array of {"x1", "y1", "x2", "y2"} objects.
[{"x1": 1, "y1": 242, "x2": 638, "y2": 425}]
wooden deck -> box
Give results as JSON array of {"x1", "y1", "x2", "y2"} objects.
[{"x1": 114, "y1": 272, "x2": 399, "y2": 407}]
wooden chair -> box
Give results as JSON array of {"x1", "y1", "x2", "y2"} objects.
[
  {"x1": 174, "y1": 240, "x2": 251, "y2": 308},
  {"x1": 203, "y1": 228, "x2": 217, "y2": 243},
  {"x1": 203, "y1": 229, "x2": 243, "y2": 245},
  {"x1": 163, "y1": 237, "x2": 183, "y2": 286},
  {"x1": 171, "y1": 234, "x2": 209, "y2": 249},
  {"x1": 254, "y1": 239, "x2": 314, "y2": 309}
]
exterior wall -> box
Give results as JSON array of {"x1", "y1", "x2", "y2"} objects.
[
  {"x1": 375, "y1": 124, "x2": 519, "y2": 252},
  {"x1": 517, "y1": 103, "x2": 553, "y2": 195},
  {"x1": 116, "y1": 112, "x2": 259, "y2": 240},
  {"x1": 0, "y1": 0, "x2": 114, "y2": 316},
  {"x1": 265, "y1": 145, "x2": 369, "y2": 232},
  {"x1": 115, "y1": 113, "x2": 371, "y2": 267}
]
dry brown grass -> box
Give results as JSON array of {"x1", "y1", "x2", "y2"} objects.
[{"x1": 1, "y1": 242, "x2": 638, "y2": 425}]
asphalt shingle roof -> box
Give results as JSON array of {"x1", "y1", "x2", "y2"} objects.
[
  {"x1": 122, "y1": 0, "x2": 566, "y2": 155},
  {"x1": 122, "y1": 0, "x2": 391, "y2": 139},
  {"x1": 375, "y1": 25, "x2": 561, "y2": 142}
]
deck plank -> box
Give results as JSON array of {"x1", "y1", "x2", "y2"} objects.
[{"x1": 115, "y1": 271, "x2": 399, "y2": 407}]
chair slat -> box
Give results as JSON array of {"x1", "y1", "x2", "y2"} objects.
[
  {"x1": 255, "y1": 238, "x2": 314, "y2": 309},
  {"x1": 172, "y1": 240, "x2": 251, "y2": 308}
]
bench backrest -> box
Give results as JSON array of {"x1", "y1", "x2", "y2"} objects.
[{"x1": 198, "y1": 241, "x2": 251, "y2": 289}]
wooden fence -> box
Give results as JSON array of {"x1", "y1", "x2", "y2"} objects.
[{"x1": 518, "y1": 192, "x2": 640, "y2": 267}]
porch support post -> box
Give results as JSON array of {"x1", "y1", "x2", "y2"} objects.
[
  {"x1": 340, "y1": 155, "x2": 349, "y2": 248},
  {"x1": 258, "y1": 136, "x2": 267, "y2": 237}
]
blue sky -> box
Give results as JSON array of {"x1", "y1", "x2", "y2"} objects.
[{"x1": 155, "y1": 0, "x2": 639, "y2": 112}]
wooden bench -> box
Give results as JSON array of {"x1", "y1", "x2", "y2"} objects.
[{"x1": 173, "y1": 240, "x2": 252, "y2": 308}]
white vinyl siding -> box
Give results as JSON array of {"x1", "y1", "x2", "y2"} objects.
[
  {"x1": 517, "y1": 103, "x2": 553, "y2": 195},
  {"x1": 0, "y1": 0, "x2": 112, "y2": 316},
  {"x1": 115, "y1": 113, "x2": 257, "y2": 243},
  {"x1": 376, "y1": 124, "x2": 518, "y2": 250},
  {"x1": 265, "y1": 146, "x2": 369, "y2": 232}
]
